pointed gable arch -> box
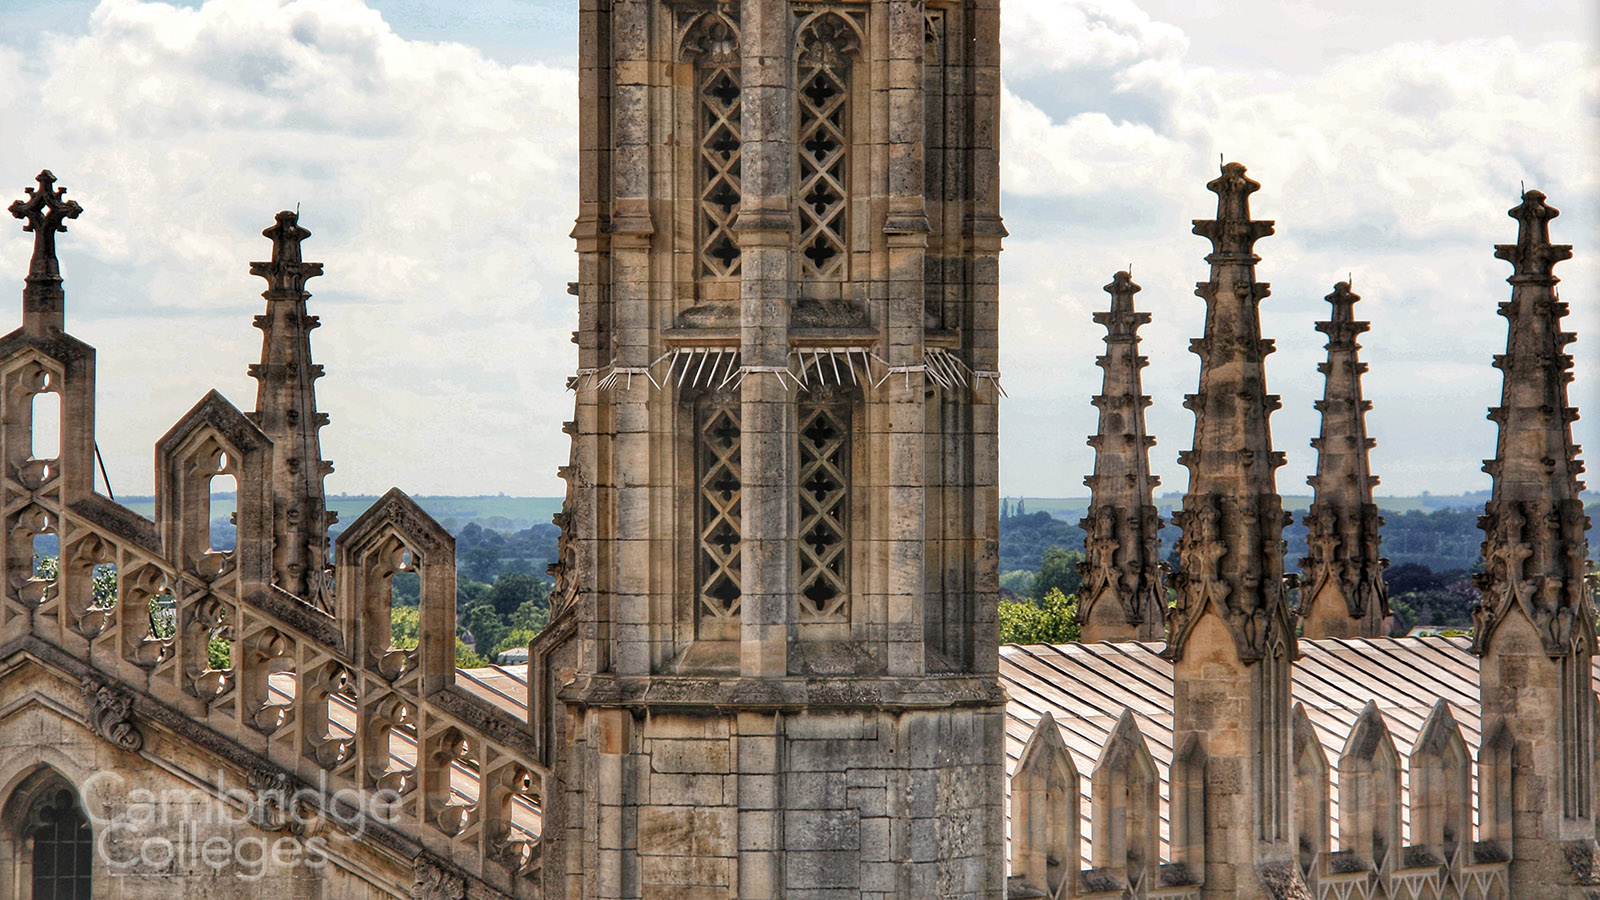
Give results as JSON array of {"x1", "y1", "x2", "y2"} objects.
[
  {"x1": 0, "y1": 332, "x2": 98, "y2": 502},
  {"x1": 1291, "y1": 702, "x2": 1330, "y2": 876},
  {"x1": 1337, "y1": 701, "x2": 1401, "y2": 871},
  {"x1": 335, "y1": 488, "x2": 456, "y2": 692},
  {"x1": 1410, "y1": 699, "x2": 1471, "y2": 865},
  {"x1": 1011, "y1": 712, "x2": 1079, "y2": 897},
  {"x1": 1091, "y1": 709, "x2": 1159, "y2": 889},
  {"x1": 1477, "y1": 717, "x2": 1515, "y2": 852},
  {"x1": 155, "y1": 389, "x2": 272, "y2": 587}
]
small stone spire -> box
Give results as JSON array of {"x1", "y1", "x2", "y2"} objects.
[
  {"x1": 1166, "y1": 162, "x2": 1295, "y2": 664},
  {"x1": 8, "y1": 170, "x2": 82, "y2": 336},
  {"x1": 1473, "y1": 191, "x2": 1592, "y2": 656},
  {"x1": 1300, "y1": 282, "x2": 1390, "y2": 638},
  {"x1": 248, "y1": 210, "x2": 336, "y2": 611},
  {"x1": 1077, "y1": 271, "x2": 1166, "y2": 642}
]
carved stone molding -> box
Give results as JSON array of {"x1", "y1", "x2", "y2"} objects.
[
  {"x1": 79, "y1": 675, "x2": 143, "y2": 752},
  {"x1": 411, "y1": 855, "x2": 467, "y2": 900}
]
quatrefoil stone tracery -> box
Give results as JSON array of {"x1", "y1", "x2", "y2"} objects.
[
  {"x1": 698, "y1": 60, "x2": 743, "y2": 277},
  {"x1": 797, "y1": 404, "x2": 849, "y2": 619},
  {"x1": 797, "y1": 63, "x2": 848, "y2": 278},
  {"x1": 697, "y1": 403, "x2": 742, "y2": 620}
]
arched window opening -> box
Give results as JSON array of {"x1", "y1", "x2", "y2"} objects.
[
  {"x1": 209, "y1": 468, "x2": 237, "y2": 553},
  {"x1": 3, "y1": 773, "x2": 92, "y2": 900},
  {"x1": 91, "y1": 563, "x2": 117, "y2": 610},
  {"x1": 32, "y1": 530, "x2": 57, "y2": 580},
  {"x1": 30, "y1": 387, "x2": 59, "y2": 461},
  {"x1": 148, "y1": 579, "x2": 177, "y2": 641}
]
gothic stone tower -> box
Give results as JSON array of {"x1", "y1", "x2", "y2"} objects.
[{"x1": 529, "y1": 1, "x2": 1008, "y2": 898}]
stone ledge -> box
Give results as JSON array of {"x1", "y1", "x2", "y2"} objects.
[{"x1": 560, "y1": 672, "x2": 1008, "y2": 712}]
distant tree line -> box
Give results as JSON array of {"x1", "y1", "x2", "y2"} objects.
[{"x1": 996, "y1": 502, "x2": 1600, "y2": 642}]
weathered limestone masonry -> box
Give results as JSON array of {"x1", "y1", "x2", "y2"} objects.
[
  {"x1": 0, "y1": 171, "x2": 547, "y2": 900},
  {"x1": 1298, "y1": 282, "x2": 1390, "y2": 639},
  {"x1": 528, "y1": 0, "x2": 1009, "y2": 897},
  {"x1": 1164, "y1": 163, "x2": 1302, "y2": 900},
  {"x1": 1076, "y1": 270, "x2": 1166, "y2": 643},
  {"x1": 1471, "y1": 190, "x2": 1600, "y2": 895}
]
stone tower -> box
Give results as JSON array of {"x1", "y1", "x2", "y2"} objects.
[
  {"x1": 1077, "y1": 270, "x2": 1166, "y2": 642},
  {"x1": 1299, "y1": 282, "x2": 1389, "y2": 639},
  {"x1": 529, "y1": 1, "x2": 1008, "y2": 898},
  {"x1": 1165, "y1": 163, "x2": 1302, "y2": 899},
  {"x1": 1472, "y1": 189, "x2": 1599, "y2": 892}
]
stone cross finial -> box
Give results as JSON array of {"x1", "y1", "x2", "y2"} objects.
[
  {"x1": 1494, "y1": 189, "x2": 1572, "y2": 284},
  {"x1": 249, "y1": 210, "x2": 323, "y2": 294},
  {"x1": 9, "y1": 170, "x2": 82, "y2": 283}
]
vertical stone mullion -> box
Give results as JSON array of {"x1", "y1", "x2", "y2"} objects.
[
  {"x1": 609, "y1": 0, "x2": 655, "y2": 678},
  {"x1": 736, "y1": 0, "x2": 795, "y2": 681}
]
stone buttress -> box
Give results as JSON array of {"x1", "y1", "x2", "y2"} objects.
[
  {"x1": 1299, "y1": 282, "x2": 1389, "y2": 639},
  {"x1": 1077, "y1": 270, "x2": 1166, "y2": 643},
  {"x1": 1472, "y1": 189, "x2": 1600, "y2": 895},
  {"x1": 529, "y1": 1, "x2": 1009, "y2": 897},
  {"x1": 1164, "y1": 163, "x2": 1303, "y2": 900}
]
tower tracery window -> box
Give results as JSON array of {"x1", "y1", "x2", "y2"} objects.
[
  {"x1": 686, "y1": 16, "x2": 742, "y2": 278},
  {"x1": 796, "y1": 13, "x2": 857, "y2": 279},
  {"x1": 796, "y1": 393, "x2": 850, "y2": 621},
  {"x1": 695, "y1": 394, "x2": 741, "y2": 629}
]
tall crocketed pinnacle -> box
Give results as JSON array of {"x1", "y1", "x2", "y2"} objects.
[
  {"x1": 248, "y1": 211, "x2": 337, "y2": 611},
  {"x1": 1472, "y1": 190, "x2": 1593, "y2": 658},
  {"x1": 1078, "y1": 271, "x2": 1166, "y2": 642},
  {"x1": 9, "y1": 170, "x2": 82, "y2": 336},
  {"x1": 1165, "y1": 162, "x2": 1295, "y2": 663},
  {"x1": 1300, "y1": 282, "x2": 1390, "y2": 638}
]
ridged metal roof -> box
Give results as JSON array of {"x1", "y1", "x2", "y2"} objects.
[{"x1": 1000, "y1": 636, "x2": 1600, "y2": 867}]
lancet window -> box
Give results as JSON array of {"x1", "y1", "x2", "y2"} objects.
[
  {"x1": 796, "y1": 13, "x2": 857, "y2": 279},
  {"x1": 796, "y1": 393, "x2": 850, "y2": 620},
  {"x1": 685, "y1": 15, "x2": 742, "y2": 278},
  {"x1": 696, "y1": 395, "x2": 742, "y2": 628}
]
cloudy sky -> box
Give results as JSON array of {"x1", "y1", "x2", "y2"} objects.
[{"x1": 0, "y1": 0, "x2": 1594, "y2": 500}]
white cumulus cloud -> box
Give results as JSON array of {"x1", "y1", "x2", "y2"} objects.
[{"x1": 0, "y1": 0, "x2": 579, "y2": 497}]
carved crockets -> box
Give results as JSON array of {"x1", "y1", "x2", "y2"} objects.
[
  {"x1": 1165, "y1": 163, "x2": 1296, "y2": 666},
  {"x1": 248, "y1": 210, "x2": 337, "y2": 611},
  {"x1": 1300, "y1": 282, "x2": 1390, "y2": 639},
  {"x1": 1078, "y1": 271, "x2": 1166, "y2": 642},
  {"x1": 1472, "y1": 190, "x2": 1595, "y2": 659}
]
